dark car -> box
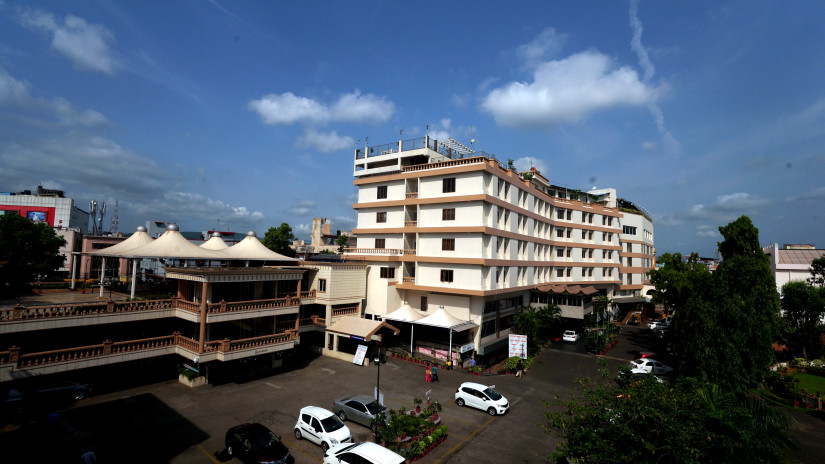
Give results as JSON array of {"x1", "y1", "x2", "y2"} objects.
[
  {"x1": 4, "y1": 380, "x2": 92, "y2": 414},
  {"x1": 225, "y1": 423, "x2": 293, "y2": 464},
  {"x1": 331, "y1": 395, "x2": 387, "y2": 432}
]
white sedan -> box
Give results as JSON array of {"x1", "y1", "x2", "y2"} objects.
[
  {"x1": 629, "y1": 358, "x2": 673, "y2": 375},
  {"x1": 562, "y1": 330, "x2": 579, "y2": 343}
]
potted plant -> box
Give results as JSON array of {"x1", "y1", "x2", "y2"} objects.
[{"x1": 414, "y1": 398, "x2": 422, "y2": 414}]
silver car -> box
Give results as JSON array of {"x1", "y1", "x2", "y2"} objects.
[{"x1": 332, "y1": 395, "x2": 387, "y2": 432}]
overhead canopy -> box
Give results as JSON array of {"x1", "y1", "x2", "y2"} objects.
[
  {"x1": 535, "y1": 284, "x2": 600, "y2": 295},
  {"x1": 415, "y1": 307, "x2": 476, "y2": 332},
  {"x1": 112, "y1": 225, "x2": 229, "y2": 259},
  {"x1": 200, "y1": 233, "x2": 229, "y2": 250},
  {"x1": 383, "y1": 305, "x2": 425, "y2": 323},
  {"x1": 93, "y1": 226, "x2": 155, "y2": 257},
  {"x1": 326, "y1": 316, "x2": 400, "y2": 339},
  {"x1": 222, "y1": 231, "x2": 297, "y2": 261}
]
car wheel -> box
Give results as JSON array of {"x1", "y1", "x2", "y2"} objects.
[
  {"x1": 338, "y1": 411, "x2": 347, "y2": 422},
  {"x1": 456, "y1": 398, "x2": 465, "y2": 407},
  {"x1": 227, "y1": 445, "x2": 234, "y2": 456},
  {"x1": 294, "y1": 429, "x2": 302, "y2": 440},
  {"x1": 322, "y1": 442, "x2": 330, "y2": 452},
  {"x1": 487, "y1": 407, "x2": 497, "y2": 416}
]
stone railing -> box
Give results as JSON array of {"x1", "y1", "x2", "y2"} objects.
[
  {"x1": 299, "y1": 290, "x2": 316, "y2": 299},
  {"x1": 344, "y1": 248, "x2": 404, "y2": 255},
  {"x1": 1, "y1": 301, "x2": 109, "y2": 321},
  {"x1": 331, "y1": 306, "x2": 360, "y2": 317},
  {"x1": 300, "y1": 316, "x2": 326, "y2": 327},
  {"x1": 208, "y1": 297, "x2": 301, "y2": 314},
  {"x1": 175, "y1": 298, "x2": 201, "y2": 313},
  {"x1": 2, "y1": 330, "x2": 297, "y2": 369}
]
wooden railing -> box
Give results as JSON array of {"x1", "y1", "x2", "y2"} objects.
[
  {"x1": 331, "y1": 306, "x2": 360, "y2": 317},
  {"x1": 402, "y1": 156, "x2": 485, "y2": 172}
]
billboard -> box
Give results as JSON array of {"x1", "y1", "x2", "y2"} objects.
[
  {"x1": 27, "y1": 211, "x2": 47, "y2": 222},
  {"x1": 508, "y1": 334, "x2": 527, "y2": 359}
]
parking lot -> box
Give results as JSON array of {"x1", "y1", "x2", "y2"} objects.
[{"x1": 0, "y1": 340, "x2": 623, "y2": 463}]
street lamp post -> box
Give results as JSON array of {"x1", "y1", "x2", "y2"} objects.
[{"x1": 374, "y1": 343, "x2": 386, "y2": 405}]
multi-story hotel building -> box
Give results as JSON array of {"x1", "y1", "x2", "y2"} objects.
[{"x1": 345, "y1": 135, "x2": 654, "y2": 363}]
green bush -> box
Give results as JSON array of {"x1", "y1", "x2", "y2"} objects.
[{"x1": 503, "y1": 356, "x2": 532, "y2": 373}]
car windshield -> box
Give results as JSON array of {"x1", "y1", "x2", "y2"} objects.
[
  {"x1": 483, "y1": 387, "x2": 502, "y2": 400},
  {"x1": 364, "y1": 400, "x2": 386, "y2": 415},
  {"x1": 321, "y1": 414, "x2": 345, "y2": 432},
  {"x1": 251, "y1": 430, "x2": 279, "y2": 451}
]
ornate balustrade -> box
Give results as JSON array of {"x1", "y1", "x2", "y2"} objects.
[
  {"x1": 175, "y1": 333, "x2": 201, "y2": 352},
  {"x1": 299, "y1": 290, "x2": 317, "y2": 299},
  {"x1": 110, "y1": 335, "x2": 175, "y2": 353},
  {"x1": 175, "y1": 299, "x2": 201, "y2": 313},
  {"x1": 299, "y1": 316, "x2": 326, "y2": 327},
  {"x1": 331, "y1": 306, "x2": 360, "y2": 317},
  {"x1": 1, "y1": 301, "x2": 110, "y2": 321},
  {"x1": 403, "y1": 249, "x2": 417, "y2": 255},
  {"x1": 229, "y1": 333, "x2": 293, "y2": 351}
]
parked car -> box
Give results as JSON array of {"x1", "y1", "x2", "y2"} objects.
[
  {"x1": 323, "y1": 442, "x2": 404, "y2": 464},
  {"x1": 629, "y1": 358, "x2": 673, "y2": 375},
  {"x1": 294, "y1": 406, "x2": 352, "y2": 452},
  {"x1": 562, "y1": 330, "x2": 579, "y2": 343},
  {"x1": 455, "y1": 382, "x2": 509, "y2": 416},
  {"x1": 332, "y1": 394, "x2": 387, "y2": 432},
  {"x1": 4, "y1": 379, "x2": 92, "y2": 413},
  {"x1": 225, "y1": 423, "x2": 293, "y2": 464},
  {"x1": 648, "y1": 321, "x2": 666, "y2": 330}
]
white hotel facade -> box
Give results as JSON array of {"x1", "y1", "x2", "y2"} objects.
[{"x1": 345, "y1": 135, "x2": 654, "y2": 362}]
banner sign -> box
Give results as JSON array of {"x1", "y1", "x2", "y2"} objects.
[
  {"x1": 353, "y1": 344, "x2": 368, "y2": 365},
  {"x1": 508, "y1": 334, "x2": 528, "y2": 359}
]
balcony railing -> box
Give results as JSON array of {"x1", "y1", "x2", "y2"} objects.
[
  {"x1": 402, "y1": 277, "x2": 415, "y2": 283},
  {"x1": 402, "y1": 156, "x2": 486, "y2": 172},
  {"x1": 2, "y1": 330, "x2": 298, "y2": 369},
  {"x1": 406, "y1": 192, "x2": 418, "y2": 199},
  {"x1": 344, "y1": 248, "x2": 404, "y2": 255},
  {"x1": 404, "y1": 221, "x2": 417, "y2": 227},
  {"x1": 331, "y1": 306, "x2": 360, "y2": 317},
  {"x1": 403, "y1": 249, "x2": 416, "y2": 255}
]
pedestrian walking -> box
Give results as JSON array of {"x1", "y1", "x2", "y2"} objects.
[
  {"x1": 431, "y1": 363, "x2": 439, "y2": 382},
  {"x1": 516, "y1": 359, "x2": 524, "y2": 378},
  {"x1": 425, "y1": 363, "x2": 432, "y2": 382}
]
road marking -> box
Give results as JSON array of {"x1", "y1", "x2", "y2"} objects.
[
  {"x1": 282, "y1": 438, "x2": 322, "y2": 462},
  {"x1": 321, "y1": 367, "x2": 336, "y2": 375},
  {"x1": 265, "y1": 382, "x2": 281, "y2": 389},
  {"x1": 386, "y1": 363, "x2": 399, "y2": 370},
  {"x1": 193, "y1": 441, "x2": 220, "y2": 464},
  {"x1": 432, "y1": 416, "x2": 495, "y2": 463}
]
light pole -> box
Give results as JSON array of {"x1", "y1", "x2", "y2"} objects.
[{"x1": 374, "y1": 342, "x2": 386, "y2": 404}]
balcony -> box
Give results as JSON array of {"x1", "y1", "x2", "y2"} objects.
[
  {"x1": 406, "y1": 192, "x2": 418, "y2": 199},
  {"x1": 404, "y1": 220, "x2": 417, "y2": 227},
  {"x1": 331, "y1": 305, "x2": 360, "y2": 318}
]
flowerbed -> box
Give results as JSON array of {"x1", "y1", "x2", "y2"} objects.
[{"x1": 375, "y1": 399, "x2": 448, "y2": 461}]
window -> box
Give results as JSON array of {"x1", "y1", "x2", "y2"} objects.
[
  {"x1": 318, "y1": 279, "x2": 327, "y2": 292},
  {"x1": 557, "y1": 268, "x2": 565, "y2": 277},
  {"x1": 376, "y1": 212, "x2": 387, "y2": 223},
  {"x1": 443, "y1": 177, "x2": 456, "y2": 193},
  {"x1": 566, "y1": 210, "x2": 572, "y2": 220},
  {"x1": 557, "y1": 248, "x2": 565, "y2": 257},
  {"x1": 566, "y1": 268, "x2": 572, "y2": 277},
  {"x1": 440, "y1": 269, "x2": 454, "y2": 282},
  {"x1": 623, "y1": 226, "x2": 637, "y2": 235},
  {"x1": 380, "y1": 267, "x2": 395, "y2": 279},
  {"x1": 566, "y1": 228, "x2": 572, "y2": 238},
  {"x1": 442, "y1": 208, "x2": 455, "y2": 221},
  {"x1": 557, "y1": 228, "x2": 564, "y2": 238},
  {"x1": 375, "y1": 238, "x2": 385, "y2": 249},
  {"x1": 557, "y1": 209, "x2": 565, "y2": 219},
  {"x1": 442, "y1": 238, "x2": 455, "y2": 251},
  {"x1": 566, "y1": 248, "x2": 572, "y2": 257},
  {"x1": 377, "y1": 185, "x2": 387, "y2": 199}
]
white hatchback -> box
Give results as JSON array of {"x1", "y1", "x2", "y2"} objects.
[
  {"x1": 323, "y1": 442, "x2": 404, "y2": 464},
  {"x1": 454, "y1": 382, "x2": 509, "y2": 416},
  {"x1": 294, "y1": 406, "x2": 352, "y2": 452}
]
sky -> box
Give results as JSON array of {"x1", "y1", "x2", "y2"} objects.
[{"x1": 1, "y1": 1, "x2": 824, "y2": 257}]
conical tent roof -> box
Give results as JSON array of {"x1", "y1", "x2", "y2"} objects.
[
  {"x1": 416, "y1": 307, "x2": 476, "y2": 332},
  {"x1": 200, "y1": 233, "x2": 229, "y2": 250},
  {"x1": 114, "y1": 225, "x2": 229, "y2": 259},
  {"x1": 384, "y1": 305, "x2": 425, "y2": 322},
  {"x1": 223, "y1": 231, "x2": 297, "y2": 261},
  {"x1": 94, "y1": 226, "x2": 155, "y2": 257}
]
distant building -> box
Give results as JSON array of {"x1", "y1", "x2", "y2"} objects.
[
  {"x1": 0, "y1": 185, "x2": 89, "y2": 233},
  {"x1": 764, "y1": 243, "x2": 825, "y2": 293},
  {"x1": 292, "y1": 217, "x2": 354, "y2": 260}
]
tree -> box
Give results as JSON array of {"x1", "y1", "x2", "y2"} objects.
[
  {"x1": 650, "y1": 216, "x2": 780, "y2": 391},
  {"x1": 335, "y1": 233, "x2": 349, "y2": 254},
  {"x1": 546, "y1": 376, "x2": 799, "y2": 464},
  {"x1": 809, "y1": 255, "x2": 825, "y2": 286},
  {"x1": 780, "y1": 281, "x2": 825, "y2": 359},
  {"x1": 0, "y1": 212, "x2": 66, "y2": 296},
  {"x1": 513, "y1": 304, "x2": 561, "y2": 355},
  {"x1": 261, "y1": 223, "x2": 297, "y2": 257}
]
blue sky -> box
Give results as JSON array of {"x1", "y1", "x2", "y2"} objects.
[{"x1": 1, "y1": 1, "x2": 824, "y2": 257}]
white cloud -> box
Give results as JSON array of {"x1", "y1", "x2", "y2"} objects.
[
  {"x1": 248, "y1": 92, "x2": 328, "y2": 125},
  {"x1": 786, "y1": 186, "x2": 825, "y2": 202},
  {"x1": 696, "y1": 224, "x2": 719, "y2": 238},
  {"x1": 129, "y1": 192, "x2": 265, "y2": 227},
  {"x1": 517, "y1": 28, "x2": 567, "y2": 66},
  {"x1": 288, "y1": 200, "x2": 316, "y2": 216},
  {"x1": 513, "y1": 156, "x2": 548, "y2": 175},
  {"x1": 295, "y1": 128, "x2": 353, "y2": 153},
  {"x1": 641, "y1": 141, "x2": 658, "y2": 151},
  {"x1": 685, "y1": 193, "x2": 771, "y2": 220},
  {"x1": 249, "y1": 90, "x2": 395, "y2": 126},
  {"x1": 330, "y1": 90, "x2": 394, "y2": 124},
  {"x1": 18, "y1": 9, "x2": 119, "y2": 74},
  {"x1": 482, "y1": 51, "x2": 658, "y2": 129}
]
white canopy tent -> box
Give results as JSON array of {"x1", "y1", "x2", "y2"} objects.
[
  {"x1": 76, "y1": 226, "x2": 155, "y2": 298},
  {"x1": 383, "y1": 305, "x2": 425, "y2": 352},
  {"x1": 200, "y1": 232, "x2": 229, "y2": 250},
  {"x1": 221, "y1": 231, "x2": 297, "y2": 262},
  {"x1": 413, "y1": 307, "x2": 476, "y2": 365}
]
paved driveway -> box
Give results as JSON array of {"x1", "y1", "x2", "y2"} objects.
[{"x1": 0, "y1": 345, "x2": 619, "y2": 463}]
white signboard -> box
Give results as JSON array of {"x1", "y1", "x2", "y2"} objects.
[
  {"x1": 509, "y1": 334, "x2": 527, "y2": 359},
  {"x1": 353, "y1": 344, "x2": 368, "y2": 365},
  {"x1": 459, "y1": 342, "x2": 475, "y2": 353}
]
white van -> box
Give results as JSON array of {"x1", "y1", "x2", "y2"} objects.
[{"x1": 294, "y1": 406, "x2": 352, "y2": 452}]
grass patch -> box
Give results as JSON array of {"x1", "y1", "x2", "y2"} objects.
[{"x1": 795, "y1": 372, "x2": 825, "y2": 396}]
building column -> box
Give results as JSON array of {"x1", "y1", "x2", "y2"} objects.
[
  {"x1": 99, "y1": 257, "x2": 106, "y2": 297},
  {"x1": 198, "y1": 281, "x2": 209, "y2": 353}
]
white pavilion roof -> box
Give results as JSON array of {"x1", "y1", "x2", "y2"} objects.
[
  {"x1": 94, "y1": 226, "x2": 155, "y2": 257},
  {"x1": 222, "y1": 232, "x2": 297, "y2": 261},
  {"x1": 416, "y1": 307, "x2": 476, "y2": 332},
  {"x1": 200, "y1": 233, "x2": 229, "y2": 250},
  {"x1": 383, "y1": 305, "x2": 425, "y2": 322}
]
